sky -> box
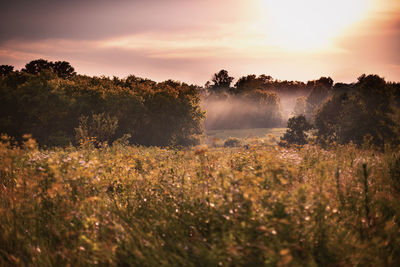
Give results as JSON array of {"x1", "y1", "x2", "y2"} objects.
[{"x1": 0, "y1": 0, "x2": 399, "y2": 85}]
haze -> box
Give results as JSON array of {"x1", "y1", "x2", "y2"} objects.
[{"x1": 1, "y1": 0, "x2": 399, "y2": 85}]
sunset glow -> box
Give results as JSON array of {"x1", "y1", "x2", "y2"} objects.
[
  {"x1": 259, "y1": 0, "x2": 373, "y2": 51},
  {"x1": 0, "y1": 0, "x2": 399, "y2": 84}
]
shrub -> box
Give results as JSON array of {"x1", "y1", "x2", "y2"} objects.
[
  {"x1": 74, "y1": 113, "x2": 118, "y2": 145},
  {"x1": 224, "y1": 137, "x2": 242, "y2": 147}
]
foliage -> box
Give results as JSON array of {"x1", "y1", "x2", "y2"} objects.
[
  {"x1": 314, "y1": 74, "x2": 398, "y2": 147},
  {"x1": 292, "y1": 96, "x2": 307, "y2": 116},
  {"x1": 304, "y1": 77, "x2": 333, "y2": 121},
  {"x1": 207, "y1": 69, "x2": 234, "y2": 92},
  {"x1": 204, "y1": 71, "x2": 284, "y2": 130},
  {"x1": 74, "y1": 113, "x2": 118, "y2": 146},
  {"x1": 279, "y1": 115, "x2": 312, "y2": 147},
  {"x1": 0, "y1": 61, "x2": 204, "y2": 147},
  {"x1": 0, "y1": 65, "x2": 14, "y2": 76},
  {"x1": 22, "y1": 59, "x2": 76, "y2": 79},
  {"x1": 1, "y1": 137, "x2": 400, "y2": 266}
]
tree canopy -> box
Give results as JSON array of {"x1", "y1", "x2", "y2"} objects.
[
  {"x1": 22, "y1": 59, "x2": 76, "y2": 79},
  {"x1": 314, "y1": 74, "x2": 399, "y2": 147},
  {"x1": 0, "y1": 60, "x2": 204, "y2": 147}
]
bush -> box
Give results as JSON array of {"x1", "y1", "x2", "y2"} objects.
[
  {"x1": 74, "y1": 113, "x2": 118, "y2": 146},
  {"x1": 224, "y1": 137, "x2": 242, "y2": 147}
]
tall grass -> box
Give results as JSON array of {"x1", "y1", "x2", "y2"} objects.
[{"x1": 1, "y1": 135, "x2": 400, "y2": 266}]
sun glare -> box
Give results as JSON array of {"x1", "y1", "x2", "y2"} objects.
[{"x1": 259, "y1": 0, "x2": 372, "y2": 51}]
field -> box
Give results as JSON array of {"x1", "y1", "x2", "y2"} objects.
[
  {"x1": 1, "y1": 135, "x2": 400, "y2": 266},
  {"x1": 205, "y1": 128, "x2": 287, "y2": 145}
]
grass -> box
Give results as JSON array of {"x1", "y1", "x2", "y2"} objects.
[
  {"x1": 1, "y1": 135, "x2": 400, "y2": 266},
  {"x1": 205, "y1": 128, "x2": 287, "y2": 145}
]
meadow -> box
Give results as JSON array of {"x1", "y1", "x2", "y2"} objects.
[
  {"x1": 205, "y1": 128, "x2": 286, "y2": 145},
  {"x1": 1, "y1": 135, "x2": 400, "y2": 266}
]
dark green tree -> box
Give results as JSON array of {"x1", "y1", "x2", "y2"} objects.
[
  {"x1": 279, "y1": 115, "x2": 312, "y2": 146},
  {"x1": 314, "y1": 74, "x2": 398, "y2": 147}
]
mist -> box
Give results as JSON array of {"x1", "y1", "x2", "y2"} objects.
[
  {"x1": 202, "y1": 94, "x2": 284, "y2": 130},
  {"x1": 276, "y1": 89, "x2": 310, "y2": 119},
  {"x1": 201, "y1": 87, "x2": 313, "y2": 131}
]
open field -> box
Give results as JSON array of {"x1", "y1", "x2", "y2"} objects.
[
  {"x1": 205, "y1": 128, "x2": 287, "y2": 145},
  {"x1": 1, "y1": 136, "x2": 400, "y2": 266}
]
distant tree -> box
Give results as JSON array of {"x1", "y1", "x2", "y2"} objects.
[
  {"x1": 0, "y1": 60, "x2": 205, "y2": 147},
  {"x1": 279, "y1": 115, "x2": 312, "y2": 146},
  {"x1": 293, "y1": 96, "x2": 307, "y2": 116},
  {"x1": 23, "y1": 59, "x2": 52, "y2": 75},
  {"x1": 234, "y1": 74, "x2": 264, "y2": 94},
  {"x1": 305, "y1": 77, "x2": 333, "y2": 120},
  {"x1": 23, "y1": 59, "x2": 75, "y2": 79},
  {"x1": 314, "y1": 74, "x2": 398, "y2": 147},
  {"x1": 307, "y1": 76, "x2": 333, "y2": 88},
  {"x1": 52, "y1": 61, "x2": 76, "y2": 79},
  {"x1": 0, "y1": 65, "x2": 14, "y2": 76},
  {"x1": 209, "y1": 69, "x2": 234, "y2": 92}
]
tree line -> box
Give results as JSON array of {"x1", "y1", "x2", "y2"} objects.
[
  {"x1": 0, "y1": 60, "x2": 204, "y2": 147},
  {"x1": 1, "y1": 60, "x2": 399, "y2": 147},
  {"x1": 281, "y1": 75, "x2": 400, "y2": 148}
]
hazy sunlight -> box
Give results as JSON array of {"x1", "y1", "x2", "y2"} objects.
[{"x1": 260, "y1": 0, "x2": 373, "y2": 51}]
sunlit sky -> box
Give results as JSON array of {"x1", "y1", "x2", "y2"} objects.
[{"x1": 0, "y1": 0, "x2": 399, "y2": 85}]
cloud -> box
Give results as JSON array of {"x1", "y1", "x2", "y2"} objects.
[
  {"x1": 0, "y1": 0, "x2": 399, "y2": 84},
  {"x1": 0, "y1": 0, "x2": 253, "y2": 43}
]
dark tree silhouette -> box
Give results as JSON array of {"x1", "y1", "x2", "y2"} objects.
[
  {"x1": 279, "y1": 115, "x2": 312, "y2": 146},
  {"x1": 22, "y1": 59, "x2": 75, "y2": 79},
  {"x1": 209, "y1": 70, "x2": 234, "y2": 92},
  {"x1": 23, "y1": 59, "x2": 52, "y2": 75},
  {"x1": 52, "y1": 61, "x2": 76, "y2": 79},
  {"x1": 0, "y1": 65, "x2": 14, "y2": 76}
]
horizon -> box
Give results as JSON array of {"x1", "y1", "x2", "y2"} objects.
[{"x1": 1, "y1": 0, "x2": 399, "y2": 85}]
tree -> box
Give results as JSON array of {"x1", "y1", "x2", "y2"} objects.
[
  {"x1": 0, "y1": 65, "x2": 14, "y2": 76},
  {"x1": 234, "y1": 74, "x2": 265, "y2": 94},
  {"x1": 279, "y1": 115, "x2": 312, "y2": 146},
  {"x1": 305, "y1": 77, "x2": 333, "y2": 121},
  {"x1": 52, "y1": 61, "x2": 76, "y2": 79},
  {"x1": 0, "y1": 60, "x2": 205, "y2": 147},
  {"x1": 208, "y1": 69, "x2": 234, "y2": 92},
  {"x1": 293, "y1": 96, "x2": 307, "y2": 116},
  {"x1": 23, "y1": 59, "x2": 52, "y2": 75},
  {"x1": 314, "y1": 74, "x2": 398, "y2": 147},
  {"x1": 23, "y1": 59, "x2": 75, "y2": 79}
]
